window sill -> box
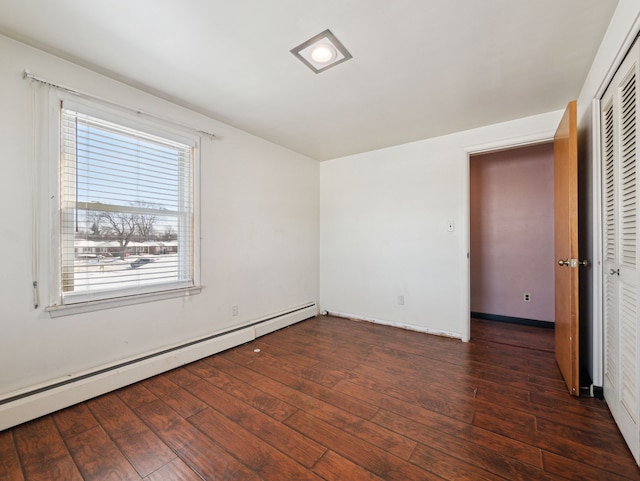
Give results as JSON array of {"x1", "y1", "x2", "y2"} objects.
[{"x1": 45, "y1": 286, "x2": 202, "y2": 318}]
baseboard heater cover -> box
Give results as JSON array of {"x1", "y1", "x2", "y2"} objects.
[{"x1": 0, "y1": 302, "x2": 317, "y2": 431}]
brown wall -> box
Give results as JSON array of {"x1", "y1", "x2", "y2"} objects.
[{"x1": 470, "y1": 143, "x2": 555, "y2": 322}]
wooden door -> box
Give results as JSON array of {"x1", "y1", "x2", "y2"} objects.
[{"x1": 554, "y1": 100, "x2": 580, "y2": 396}]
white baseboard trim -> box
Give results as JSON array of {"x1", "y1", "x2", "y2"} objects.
[
  {"x1": 325, "y1": 310, "x2": 462, "y2": 340},
  {"x1": 0, "y1": 302, "x2": 317, "y2": 431}
]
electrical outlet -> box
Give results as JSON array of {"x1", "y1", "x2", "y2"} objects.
[
  {"x1": 397, "y1": 295, "x2": 405, "y2": 305},
  {"x1": 523, "y1": 293, "x2": 531, "y2": 302},
  {"x1": 232, "y1": 305, "x2": 238, "y2": 316}
]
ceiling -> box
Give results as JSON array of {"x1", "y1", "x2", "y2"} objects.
[{"x1": 0, "y1": 1, "x2": 619, "y2": 161}]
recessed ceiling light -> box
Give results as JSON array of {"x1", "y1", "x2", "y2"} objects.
[
  {"x1": 291, "y1": 29, "x2": 352, "y2": 74},
  {"x1": 311, "y1": 43, "x2": 336, "y2": 63}
]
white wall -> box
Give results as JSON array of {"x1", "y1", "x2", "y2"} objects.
[
  {"x1": 320, "y1": 111, "x2": 562, "y2": 341},
  {"x1": 0, "y1": 35, "x2": 319, "y2": 404}
]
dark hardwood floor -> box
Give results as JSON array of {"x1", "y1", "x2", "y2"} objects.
[{"x1": 1, "y1": 316, "x2": 639, "y2": 480}]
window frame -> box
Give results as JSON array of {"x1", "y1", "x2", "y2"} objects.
[{"x1": 46, "y1": 91, "x2": 201, "y2": 317}]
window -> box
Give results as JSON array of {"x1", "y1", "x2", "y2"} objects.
[{"x1": 50, "y1": 96, "x2": 200, "y2": 311}]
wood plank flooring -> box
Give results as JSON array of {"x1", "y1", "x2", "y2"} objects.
[{"x1": 2, "y1": 316, "x2": 639, "y2": 480}]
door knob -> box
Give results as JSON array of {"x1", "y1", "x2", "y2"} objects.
[
  {"x1": 610, "y1": 268, "x2": 620, "y2": 276},
  {"x1": 558, "y1": 259, "x2": 570, "y2": 266}
]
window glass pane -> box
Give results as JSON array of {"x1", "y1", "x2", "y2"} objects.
[{"x1": 60, "y1": 108, "x2": 194, "y2": 304}]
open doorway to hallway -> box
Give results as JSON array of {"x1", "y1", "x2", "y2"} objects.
[
  {"x1": 471, "y1": 317, "x2": 554, "y2": 351},
  {"x1": 469, "y1": 143, "x2": 555, "y2": 344}
]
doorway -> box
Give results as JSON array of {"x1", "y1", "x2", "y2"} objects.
[{"x1": 469, "y1": 143, "x2": 556, "y2": 343}]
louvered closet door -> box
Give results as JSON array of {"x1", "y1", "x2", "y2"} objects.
[{"x1": 601, "y1": 37, "x2": 640, "y2": 464}]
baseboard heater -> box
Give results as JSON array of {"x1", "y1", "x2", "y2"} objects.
[{"x1": 0, "y1": 302, "x2": 317, "y2": 431}]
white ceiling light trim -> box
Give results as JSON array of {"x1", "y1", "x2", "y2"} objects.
[{"x1": 291, "y1": 29, "x2": 352, "y2": 74}]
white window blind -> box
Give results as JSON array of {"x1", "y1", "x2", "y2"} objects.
[{"x1": 59, "y1": 105, "x2": 196, "y2": 305}]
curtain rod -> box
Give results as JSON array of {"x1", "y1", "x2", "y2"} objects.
[{"x1": 22, "y1": 69, "x2": 216, "y2": 140}]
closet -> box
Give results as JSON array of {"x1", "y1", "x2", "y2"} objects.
[{"x1": 601, "y1": 36, "x2": 640, "y2": 464}]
